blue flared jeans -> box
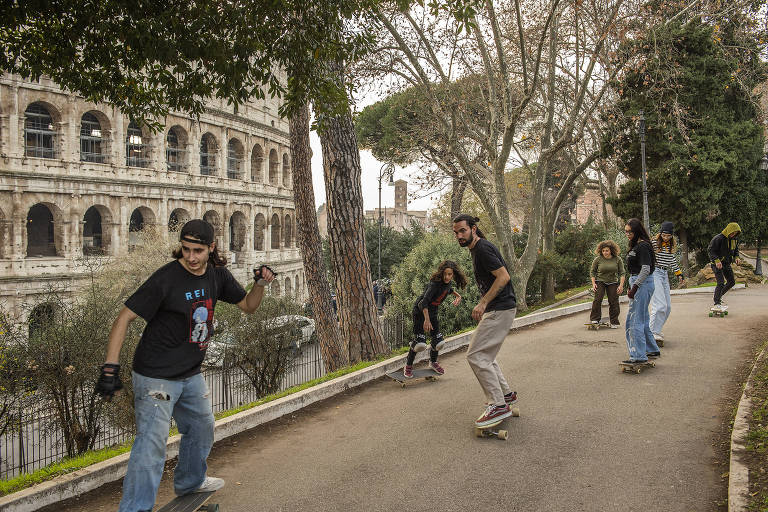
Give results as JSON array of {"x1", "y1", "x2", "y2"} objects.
[
  {"x1": 118, "y1": 371, "x2": 214, "y2": 512},
  {"x1": 649, "y1": 268, "x2": 672, "y2": 337},
  {"x1": 625, "y1": 275, "x2": 660, "y2": 362}
]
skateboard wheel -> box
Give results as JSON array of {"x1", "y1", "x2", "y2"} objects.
[
  {"x1": 635, "y1": 368, "x2": 641, "y2": 374},
  {"x1": 201, "y1": 505, "x2": 219, "y2": 512},
  {"x1": 400, "y1": 383, "x2": 406, "y2": 388},
  {"x1": 475, "y1": 428, "x2": 483, "y2": 438},
  {"x1": 498, "y1": 429, "x2": 508, "y2": 440},
  {"x1": 511, "y1": 407, "x2": 520, "y2": 417}
]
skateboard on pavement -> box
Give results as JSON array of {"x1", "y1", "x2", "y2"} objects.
[
  {"x1": 387, "y1": 368, "x2": 441, "y2": 388},
  {"x1": 157, "y1": 491, "x2": 219, "y2": 512},
  {"x1": 584, "y1": 321, "x2": 611, "y2": 331},
  {"x1": 474, "y1": 407, "x2": 520, "y2": 440},
  {"x1": 619, "y1": 360, "x2": 656, "y2": 374},
  {"x1": 709, "y1": 305, "x2": 728, "y2": 317}
]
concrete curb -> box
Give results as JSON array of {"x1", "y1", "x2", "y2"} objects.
[
  {"x1": 0, "y1": 285, "x2": 742, "y2": 512},
  {"x1": 728, "y1": 340, "x2": 768, "y2": 511}
]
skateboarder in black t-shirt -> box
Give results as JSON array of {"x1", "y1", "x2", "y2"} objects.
[
  {"x1": 94, "y1": 219, "x2": 275, "y2": 512},
  {"x1": 403, "y1": 260, "x2": 467, "y2": 378},
  {"x1": 452, "y1": 214, "x2": 519, "y2": 429}
]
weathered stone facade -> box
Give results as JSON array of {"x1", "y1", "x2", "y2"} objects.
[{"x1": 0, "y1": 74, "x2": 305, "y2": 320}]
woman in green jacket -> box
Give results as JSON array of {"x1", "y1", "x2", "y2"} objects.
[{"x1": 588, "y1": 240, "x2": 625, "y2": 328}]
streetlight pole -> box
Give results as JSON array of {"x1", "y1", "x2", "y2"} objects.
[
  {"x1": 639, "y1": 110, "x2": 650, "y2": 229},
  {"x1": 377, "y1": 162, "x2": 395, "y2": 310},
  {"x1": 755, "y1": 153, "x2": 768, "y2": 276}
]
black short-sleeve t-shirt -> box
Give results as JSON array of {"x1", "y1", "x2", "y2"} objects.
[
  {"x1": 413, "y1": 281, "x2": 454, "y2": 314},
  {"x1": 470, "y1": 238, "x2": 517, "y2": 311},
  {"x1": 126, "y1": 260, "x2": 247, "y2": 379},
  {"x1": 626, "y1": 240, "x2": 655, "y2": 275}
]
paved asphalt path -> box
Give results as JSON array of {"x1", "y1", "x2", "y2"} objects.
[{"x1": 55, "y1": 285, "x2": 768, "y2": 512}]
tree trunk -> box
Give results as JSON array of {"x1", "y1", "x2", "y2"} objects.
[
  {"x1": 315, "y1": 89, "x2": 387, "y2": 363},
  {"x1": 289, "y1": 104, "x2": 348, "y2": 372},
  {"x1": 541, "y1": 205, "x2": 557, "y2": 302},
  {"x1": 678, "y1": 227, "x2": 690, "y2": 272},
  {"x1": 449, "y1": 177, "x2": 468, "y2": 218}
]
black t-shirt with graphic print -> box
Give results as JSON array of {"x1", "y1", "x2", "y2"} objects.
[
  {"x1": 126, "y1": 260, "x2": 246, "y2": 379},
  {"x1": 413, "y1": 281, "x2": 454, "y2": 315},
  {"x1": 470, "y1": 238, "x2": 517, "y2": 311}
]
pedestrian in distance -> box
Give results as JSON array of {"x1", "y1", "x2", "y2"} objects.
[
  {"x1": 95, "y1": 219, "x2": 275, "y2": 512},
  {"x1": 588, "y1": 240, "x2": 625, "y2": 328},
  {"x1": 403, "y1": 260, "x2": 467, "y2": 378},
  {"x1": 452, "y1": 214, "x2": 518, "y2": 428},
  {"x1": 708, "y1": 222, "x2": 741, "y2": 313},
  {"x1": 650, "y1": 221, "x2": 685, "y2": 342},
  {"x1": 623, "y1": 218, "x2": 661, "y2": 364}
]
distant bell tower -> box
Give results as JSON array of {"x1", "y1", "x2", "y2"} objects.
[{"x1": 394, "y1": 179, "x2": 407, "y2": 211}]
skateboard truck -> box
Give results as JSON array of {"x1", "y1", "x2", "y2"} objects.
[{"x1": 474, "y1": 407, "x2": 520, "y2": 440}]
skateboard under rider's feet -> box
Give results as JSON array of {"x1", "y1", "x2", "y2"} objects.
[
  {"x1": 157, "y1": 490, "x2": 219, "y2": 512},
  {"x1": 709, "y1": 305, "x2": 728, "y2": 317},
  {"x1": 584, "y1": 317, "x2": 611, "y2": 330},
  {"x1": 387, "y1": 368, "x2": 441, "y2": 388},
  {"x1": 619, "y1": 360, "x2": 655, "y2": 374},
  {"x1": 474, "y1": 407, "x2": 520, "y2": 440}
]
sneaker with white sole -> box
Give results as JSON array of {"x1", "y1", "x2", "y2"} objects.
[
  {"x1": 504, "y1": 391, "x2": 518, "y2": 405},
  {"x1": 429, "y1": 361, "x2": 445, "y2": 375},
  {"x1": 609, "y1": 324, "x2": 619, "y2": 329},
  {"x1": 192, "y1": 476, "x2": 224, "y2": 494},
  {"x1": 403, "y1": 365, "x2": 414, "y2": 378},
  {"x1": 475, "y1": 404, "x2": 512, "y2": 427}
]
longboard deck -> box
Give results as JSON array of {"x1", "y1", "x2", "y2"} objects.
[
  {"x1": 387, "y1": 368, "x2": 441, "y2": 386},
  {"x1": 157, "y1": 491, "x2": 218, "y2": 512},
  {"x1": 584, "y1": 322, "x2": 611, "y2": 330},
  {"x1": 474, "y1": 407, "x2": 521, "y2": 440},
  {"x1": 619, "y1": 361, "x2": 655, "y2": 374},
  {"x1": 709, "y1": 307, "x2": 728, "y2": 317}
]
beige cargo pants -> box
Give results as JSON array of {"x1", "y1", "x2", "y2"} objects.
[{"x1": 466, "y1": 308, "x2": 516, "y2": 406}]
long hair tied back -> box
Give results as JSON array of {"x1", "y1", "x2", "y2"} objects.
[{"x1": 452, "y1": 213, "x2": 485, "y2": 238}]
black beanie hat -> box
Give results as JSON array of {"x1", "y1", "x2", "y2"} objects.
[
  {"x1": 180, "y1": 219, "x2": 215, "y2": 245},
  {"x1": 660, "y1": 221, "x2": 674, "y2": 234}
]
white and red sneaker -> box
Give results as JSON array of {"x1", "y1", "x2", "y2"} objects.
[
  {"x1": 429, "y1": 361, "x2": 445, "y2": 375},
  {"x1": 504, "y1": 391, "x2": 518, "y2": 405},
  {"x1": 403, "y1": 365, "x2": 414, "y2": 378},
  {"x1": 475, "y1": 404, "x2": 512, "y2": 427}
]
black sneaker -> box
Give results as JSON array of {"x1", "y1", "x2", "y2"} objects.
[
  {"x1": 622, "y1": 359, "x2": 648, "y2": 364},
  {"x1": 647, "y1": 352, "x2": 660, "y2": 358}
]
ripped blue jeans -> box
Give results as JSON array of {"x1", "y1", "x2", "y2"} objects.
[{"x1": 118, "y1": 371, "x2": 214, "y2": 512}]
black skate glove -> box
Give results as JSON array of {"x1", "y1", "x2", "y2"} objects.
[
  {"x1": 627, "y1": 284, "x2": 639, "y2": 299},
  {"x1": 253, "y1": 265, "x2": 277, "y2": 286},
  {"x1": 95, "y1": 363, "x2": 123, "y2": 400}
]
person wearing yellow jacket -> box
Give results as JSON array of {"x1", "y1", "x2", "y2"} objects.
[{"x1": 707, "y1": 222, "x2": 741, "y2": 312}]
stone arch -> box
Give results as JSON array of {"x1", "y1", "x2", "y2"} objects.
[
  {"x1": 26, "y1": 202, "x2": 63, "y2": 257},
  {"x1": 125, "y1": 120, "x2": 150, "y2": 168},
  {"x1": 269, "y1": 149, "x2": 279, "y2": 185},
  {"x1": 83, "y1": 204, "x2": 113, "y2": 255},
  {"x1": 203, "y1": 210, "x2": 223, "y2": 248},
  {"x1": 28, "y1": 302, "x2": 56, "y2": 339},
  {"x1": 168, "y1": 208, "x2": 191, "y2": 232},
  {"x1": 24, "y1": 102, "x2": 60, "y2": 159},
  {"x1": 254, "y1": 213, "x2": 266, "y2": 251},
  {"x1": 166, "y1": 125, "x2": 189, "y2": 173},
  {"x1": 200, "y1": 133, "x2": 218, "y2": 176},
  {"x1": 227, "y1": 138, "x2": 244, "y2": 179},
  {"x1": 251, "y1": 144, "x2": 264, "y2": 182},
  {"x1": 229, "y1": 211, "x2": 247, "y2": 252},
  {"x1": 284, "y1": 276, "x2": 292, "y2": 297},
  {"x1": 271, "y1": 279, "x2": 281, "y2": 297},
  {"x1": 282, "y1": 153, "x2": 291, "y2": 188},
  {"x1": 128, "y1": 206, "x2": 156, "y2": 251},
  {"x1": 80, "y1": 110, "x2": 110, "y2": 163},
  {"x1": 270, "y1": 213, "x2": 281, "y2": 249},
  {"x1": 284, "y1": 213, "x2": 292, "y2": 248}
]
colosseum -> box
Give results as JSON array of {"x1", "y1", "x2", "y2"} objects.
[{"x1": 0, "y1": 73, "x2": 305, "y2": 321}]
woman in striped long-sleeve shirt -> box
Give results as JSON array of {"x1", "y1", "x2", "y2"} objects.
[{"x1": 650, "y1": 221, "x2": 685, "y2": 344}]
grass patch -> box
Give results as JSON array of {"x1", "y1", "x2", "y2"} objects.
[
  {"x1": 0, "y1": 441, "x2": 133, "y2": 497},
  {"x1": 744, "y1": 340, "x2": 768, "y2": 511}
]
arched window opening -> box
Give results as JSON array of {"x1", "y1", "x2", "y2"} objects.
[
  {"x1": 282, "y1": 154, "x2": 291, "y2": 188},
  {"x1": 168, "y1": 208, "x2": 191, "y2": 232},
  {"x1": 227, "y1": 139, "x2": 244, "y2": 179},
  {"x1": 166, "y1": 127, "x2": 187, "y2": 173},
  {"x1": 200, "y1": 134, "x2": 218, "y2": 176},
  {"x1": 80, "y1": 113, "x2": 105, "y2": 163},
  {"x1": 24, "y1": 103, "x2": 56, "y2": 159},
  {"x1": 254, "y1": 214, "x2": 266, "y2": 251},
  {"x1": 26, "y1": 204, "x2": 56, "y2": 257},
  {"x1": 269, "y1": 149, "x2": 279, "y2": 185},
  {"x1": 28, "y1": 303, "x2": 55, "y2": 339},
  {"x1": 126, "y1": 121, "x2": 149, "y2": 167},
  {"x1": 251, "y1": 145, "x2": 263, "y2": 182},
  {"x1": 270, "y1": 213, "x2": 281, "y2": 249},
  {"x1": 83, "y1": 206, "x2": 104, "y2": 255},
  {"x1": 284, "y1": 214, "x2": 292, "y2": 248}
]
